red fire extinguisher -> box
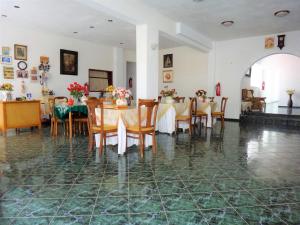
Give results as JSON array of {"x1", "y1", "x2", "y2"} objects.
[
  {"x1": 216, "y1": 82, "x2": 221, "y2": 96},
  {"x1": 262, "y1": 81, "x2": 265, "y2": 91}
]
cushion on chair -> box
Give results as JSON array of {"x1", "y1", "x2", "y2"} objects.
[
  {"x1": 92, "y1": 124, "x2": 117, "y2": 132},
  {"x1": 212, "y1": 112, "x2": 224, "y2": 116},
  {"x1": 127, "y1": 126, "x2": 154, "y2": 132},
  {"x1": 176, "y1": 115, "x2": 191, "y2": 121},
  {"x1": 196, "y1": 110, "x2": 208, "y2": 116}
]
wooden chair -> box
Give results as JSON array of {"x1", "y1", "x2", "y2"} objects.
[
  {"x1": 126, "y1": 99, "x2": 159, "y2": 158},
  {"x1": 49, "y1": 96, "x2": 68, "y2": 136},
  {"x1": 208, "y1": 97, "x2": 215, "y2": 102},
  {"x1": 173, "y1": 96, "x2": 185, "y2": 103},
  {"x1": 158, "y1": 96, "x2": 162, "y2": 103},
  {"x1": 86, "y1": 99, "x2": 117, "y2": 154},
  {"x1": 211, "y1": 97, "x2": 228, "y2": 128},
  {"x1": 192, "y1": 97, "x2": 208, "y2": 132},
  {"x1": 175, "y1": 98, "x2": 195, "y2": 136}
]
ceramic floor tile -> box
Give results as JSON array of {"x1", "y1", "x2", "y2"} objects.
[
  {"x1": 167, "y1": 210, "x2": 207, "y2": 225},
  {"x1": 94, "y1": 196, "x2": 128, "y2": 214},
  {"x1": 57, "y1": 197, "x2": 96, "y2": 216},
  {"x1": 161, "y1": 193, "x2": 198, "y2": 211},
  {"x1": 268, "y1": 203, "x2": 300, "y2": 225},
  {"x1": 129, "y1": 195, "x2": 164, "y2": 213},
  {"x1": 201, "y1": 208, "x2": 248, "y2": 225},
  {"x1": 129, "y1": 212, "x2": 168, "y2": 225},
  {"x1": 191, "y1": 192, "x2": 230, "y2": 209},
  {"x1": 50, "y1": 215, "x2": 91, "y2": 225},
  {"x1": 89, "y1": 214, "x2": 129, "y2": 225}
]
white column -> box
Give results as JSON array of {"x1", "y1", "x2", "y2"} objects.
[
  {"x1": 113, "y1": 47, "x2": 126, "y2": 87},
  {"x1": 136, "y1": 24, "x2": 159, "y2": 99},
  {"x1": 207, "y1": 42, "x2": 216, "y2": 96}
]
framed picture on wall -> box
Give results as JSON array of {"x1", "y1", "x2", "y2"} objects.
[
  {"x1": 60, "y1": 49, "x2": 78, "y2": 75},
  {"x1": 163, "y1": 54, "x2": 173, "y2": 68},
  {"x1": 1, "y1": 56, "x2": 12, "y2": 64},
  {"x1": 14, "y1": 44, "x2": 27, "y2": 60},
  {"x1": 163, "y1": 70, "x2": 173, "y2": 83}
]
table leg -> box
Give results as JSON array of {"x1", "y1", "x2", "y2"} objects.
[{"x1": 69, "y1": 112, "x2": 72, "y2": 139}]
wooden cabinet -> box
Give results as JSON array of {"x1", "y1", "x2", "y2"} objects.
[{"x1": 0, "y1": 100, "x2": 41, "y2": 133}]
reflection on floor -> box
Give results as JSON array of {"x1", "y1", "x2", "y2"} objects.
[
  {"x1": 0, "y1": 122, "x2": 299, "y2": 225},
  {"x1": 266, "y1": 102, "x2": 300, "y2": 115}
]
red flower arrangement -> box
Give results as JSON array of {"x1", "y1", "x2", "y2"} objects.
[{"x1": 67, "y1": 82, "x2": 86, "y2": 99}]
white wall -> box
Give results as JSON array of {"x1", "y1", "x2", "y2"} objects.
[
  {"x1": 159, "y1": 46, "x2": 209, "y2": 97},
  {"x1": 0, "y1": 22, "x2": 114, "y2": 99},
  {"x1": 210, "y1": 30, "x2": 300, "y2": 119}
]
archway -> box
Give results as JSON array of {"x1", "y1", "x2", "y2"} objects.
[{"x1": 240, "y1": 53, "x2": 300, "y2": 114}]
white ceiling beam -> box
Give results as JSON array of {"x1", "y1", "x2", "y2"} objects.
[{"x1": 75, "y1": 0, "x2": 212, "y2": 52}]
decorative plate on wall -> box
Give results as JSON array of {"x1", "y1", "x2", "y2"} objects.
[{"x1": 17, "y1": 61, "x2": 27, "y2": 70}]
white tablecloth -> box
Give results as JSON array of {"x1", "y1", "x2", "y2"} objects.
[
  {"x1": 196, "y1": 99, "x2": 217, "y2": 128},
  {"x1": 95, "y1": 107, "x2": 152, "y2": 155}
]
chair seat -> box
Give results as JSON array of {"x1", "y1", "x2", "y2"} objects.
[
  {"x1": 74, "y1": 117, "x2": 88, "y2": 122},
  {"x1": 92, "y1": 124, "x2": 117, "y2": 132},
  {"x1": 127, "y1": 126, "x2": 154, "y2": 133},
  {"x1": 196, "y1": 110, "x2": 208, "y2": 116},
  {"x1": 176, "y1": 115, "x2": 191, "y2": 121},
  {"x1": 212, "y1": 112, "x2": 224, "y2": 116}
]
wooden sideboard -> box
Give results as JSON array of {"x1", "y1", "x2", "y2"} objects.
[{"x1": 0, "y1": 100, "x2": 41, "y2": 134}]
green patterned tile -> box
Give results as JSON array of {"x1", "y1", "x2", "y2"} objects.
[
  {"x1": 36, "y1": 184, "x2": 72, "y2": 198},
  {"x1": 157, "y1": 180, "x2": 187, "y2": 194},
  {"x1": 129, "y1": 195, "x2": 163, "y2": 213},
  {"x1": 192, "y1": 192, "x2": 229, "y2": 209},
  {"x1": 23, "y1": 174, "x2": 54, "y2": 185},
  {"x1": 11, "y1": 217, "x2": 52, "y2": 225},
  {"x1": 94, "y1": 196, "x2": 128, "y2": 214},
  {"x1": 201, "y1": 208, "x2": 247, "y2": 224},
  {"x1": 99, "y1": 182, "x2": 128, "y2": 197},
  {"x1": 129, "y1": 182, "x2": 159, "y2": 196},
  {"x1": 47, "y1": 173, "x2": 78, "y2": 185},
  {"x1": 161, "y1": 193, "x2": 198, "y2": 211},
  {"x1": 250, "y1": 188, "x2": 296, "y2": 205},
  {"x1": 129, "y1": 212, "x2": 168, "y2": 225},
  {"x1": 167, "y1": 210, "x2": 207, "y2": 225},
  {"x1": 213, "y1": 179, "x2": 242, "y2": 191},
  {"x1": 235, "y1": 178, "x2": 267, "y2": 190},
  {"x1": 89, "y1": 214, "x2": 129, "y2": 225},
  {"x1": 269, "y1": 203, "x2": 300, "y2": 224},
  {"x1": 236, "y1": 206, "x2": 286, "y2": 225},
  {"x1": 76, "y1": 173, "x2": 104, "y2": 184},
  {"x1": 129, "y1": 172, "x2": 155, "y2": 183},
  {"x1": 1, "y1": 185, "x2": 42, "y2": 199},
  {"x1": 101, "y1": 172, "x2": 128, "y2": 184},
  {"x1": 0, "y1": 218, "x2": 12, "y2": 225},
  {"x1": 184, "y1": 180, "x2": 215, "y2": 193},
  {"x1": 220, "y1": 190, "x2": 263, "y2": 207},
  {"x1": 0, "y1": 198, "x2": 30, "y2": 217},
  {"x1": 50, "y1": 215, "x2": 91, "y2": 225},
  {"x1": 19, "y1": 198, "x2": 63, "y2": 217},
  {"x1": 67, "y1": 184, "x2": 100, "y2": 198},
  {"x1": 57, "y1": 197, "x2": 96, "y2": 216}
]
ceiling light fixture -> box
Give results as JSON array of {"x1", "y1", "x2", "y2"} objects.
[
  {"x1": 14, "y1": 5, "x2": 20, "y2": 8},
  {"x1": 274, "y1": 10, "x2": 290, "y2": 17},
  {"x1": 193, "y1": 0, "x2": 204, "y2": 2},
  {"x1": 1, "y1": 14, "x2": 7, "y2": 18},
  {"x1": 107, "y1": 19, "x2": 113, "y2": 22},
  {"x1": 73, "y1": 31, "x2": 78, "y2": 34},
  {"x1": 120, "y1": 42, "x2": 124, "y2": 45},
  {"x1": 221, "y1": 20, "x2": 234, "y2": 27},
  {"x1": 89, "y1": 26, "x2": 95, "y2": 29}
]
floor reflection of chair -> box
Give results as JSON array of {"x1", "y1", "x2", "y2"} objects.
[
  {"x1": 86, "y1": 99, "x2": 117, "y2": 154},
  {"x1": 126, "y1": 99, "x2": 159, "y2": 158}
]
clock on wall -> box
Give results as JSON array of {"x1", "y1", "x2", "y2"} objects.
[{"x1": 17, "y1": 61, "x2": 27, "y2": 70}]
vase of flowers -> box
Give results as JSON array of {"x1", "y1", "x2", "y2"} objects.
[
  {"x1": 160, "y1": 86, "x2": 177, "y2": 103},
  {"x1": 105, "y1": 85, "x2": 115, "y2": 98},
  {"x1": 195, "y1": 89, "x2": 207, "y2": 102},
  {"x1": 67, "y1": 82, "x2": 86, "y2": 104},
  {"x1": 112, "y1": 87, "x2": 132, "y2": 106},
  {"x1": 0, "y1": 83, "x2": 13, "y2": 101},
  {"x1": 286, "y1": 89, "x2": 295, "y2": 108}
]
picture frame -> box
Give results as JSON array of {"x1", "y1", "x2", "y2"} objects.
[
  {"x1": 60, "y1": 49, "x2": 78, "y2": 75},
  {"x1": 3, "y1": 66, "x2": 14, "y2": 79},
  {"x1": 1, "y1": 56, "x2": 12, "y2": 64},
  {"x1": 163, "y1": 70, "x2": 174, "y2": 83},
  {"x1": 265, "y1": 37, "x2": 274, "y2": 49},
  {"x1": 163, "y1": 54, "x2": 173, "y2": 68},
  {"x1": 2, "y1": 47, "x2": 10, "y2": 56},
  {"x1": 14, "y1": 44, "x2": 27, "y2": 60}
]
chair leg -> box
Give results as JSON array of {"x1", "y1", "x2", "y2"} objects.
[
  {"x1": 88, "y1": 133, "x2": 94, "y2": 152},
  {"x1": 99, "y1": 133, "x2": 104, "y2": 155},
  {"x1": 189, "y1": 120, "x2": 192, "y2": 136},
  {"x1": 103, "y1": 133, "x2": 107, "y2": 149},
  {"x1": 139, "y1": 134, "x2": 144, "y2": 158},
  {"x1": 55, "y1": 121, "x2": 58, "y2": 136},
  {"x1": 205, "y1": 116, "x2": 208, "y2": 132},
  {"x1": 152, "y1": 132, "x2": 157, "y2": 154},
  {"x1": 221, "y1": 116, "x2": 225, "y2": 128},
  {"x1": 211, "y1": 116, "x2": 214, "y2": 129},
  {"x1": 175, "y1": 120, "x2": 178, "y2": 135}
]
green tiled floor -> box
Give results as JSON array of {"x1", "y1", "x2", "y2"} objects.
[{"x1": 1, "y1": 122, "x2": 300, "y2": 224}]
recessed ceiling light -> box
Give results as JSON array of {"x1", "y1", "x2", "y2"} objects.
[
  {"x1": 221, "y1": 20, "x2": 234, "y2": 27},
  {"x1": 107, "y1": 19, "x2": 113, "y2": 22},
  {"x1": 193, "y1": 0, "x2": 204, "y2": 2},
  {"x1": 274, "y1": 10, "x2": 290, "y2": 17},
  {"x1": 14, "y1": 5, "x2": 20, "y2": 8},
  {"x1": 120, "y1": 42, "x2": 124, "y2": 45},
  {"x1": 89, "y1": 26, "x2": 95, "y2": 29},
  {"x1": 1, "y1": 14, "x2": 7, "y2": 18},
  {"x1": 73, "y1": 31, "x2": 78, "y2": 34}
]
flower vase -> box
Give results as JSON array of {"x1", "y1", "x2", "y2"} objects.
[
  {"x1": 0, "y1": 91, "x2": 12, "y2": 101},
  {"x1": 165, "y1": 96, "x2": 174, "y2": 104},
  {"x1": 116, "y1": 98, "x2": 127, "y2": 106},
  {"x1": 72, "y1": 97, "x2": 81, "y2": 105},
  {"x1": 288, "y1": 94, "x2": 293, "y2": 108}
]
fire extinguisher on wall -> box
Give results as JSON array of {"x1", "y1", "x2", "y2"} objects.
[{"x1": 216, "y1": 82, "x2": 221, "y2": 96}]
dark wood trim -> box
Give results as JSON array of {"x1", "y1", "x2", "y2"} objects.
[{"x1": 88, "y1": 69, "x2": 113, "y2": 92}]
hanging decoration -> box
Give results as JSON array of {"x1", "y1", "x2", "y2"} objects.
[
  {"x1": 30, "y1": 67, "x2": 38, "y2": 81},
  {"x1": 38, "y1": 56, "x2": 50, "y2": 88},
  {"x1": 277, "y1": 34, "x2": 286, "y2": 50}
]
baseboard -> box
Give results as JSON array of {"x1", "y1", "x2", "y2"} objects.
[
  {"x1": 217, "y1": 118, "x2": 240, "y2": 122},
  {"x1": 278, "y1": 106, "x2": 300, "y2": 108}
]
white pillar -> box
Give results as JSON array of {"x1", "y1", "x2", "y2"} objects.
[
  {"x1": 207, "y1": 43, "x2": 216, "y2": 96},
  {"x1": 113, "y1": 47, "x2": 126, "y2": 87},
  {"x1": 136, "y1": 24, "x2": 159, "y2": 99}
]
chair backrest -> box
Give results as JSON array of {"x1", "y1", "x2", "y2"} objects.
[
  {"x1": 54, "y1": 96, "x2": 68, "y2": 104},
  {"x1": 88, "y1": 96, "x2": 97, "y2": 100},
  {"x1": 158, "y1": 96, "x2": 162, "y2": 103},
  {"x1": 86, "y1": 99, "x2": 104, "y2": 131},
  {"x1": 208, "y1": 97, "x2": 215, "y2": 102},
  {"x1": 189, "y1": 97, "x2": 197, "y2": 115},
  {"x1": 221, "y1": 97, "x2": 228, "y2": 113},
  {"x1": 137, "y1": 99, "x2": 159, "y2": 131},
  {"x1": 173, "y1": 96, "x2": 185, "y2": 103}
]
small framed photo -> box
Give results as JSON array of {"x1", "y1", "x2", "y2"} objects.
[
  {"x1": 3, "y1": 66, "x2": 14, "y2": 79},
  {"x1": 1, "y1": 56, "x2": 12, "y2": 64},
  {"x1": 163, "y1": 70, "x2": 174, "y2": 83},
  {"x1": 60, "y1": 49, "x2": 78, "y2": 75},
  {"x1": 14, "y1": 44, "x2": 28, "y2": 60},
  {"x1": 2, "y1": 47, "x2": 10, "y2": 56},
  {"x1": 265, "y1": 37, "x2": 274, "y2": 49},
  {"x1": 163, "y1": 54, "x2": 173, "y2": 68}
]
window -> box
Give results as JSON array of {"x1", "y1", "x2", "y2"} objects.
[{"x1": 88, "y1": 69, "x2": 113, "y2": 92}]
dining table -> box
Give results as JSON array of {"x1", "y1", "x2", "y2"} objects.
[
  {"x1": 196, "y1": 98, "x2": 218, "y2": 127},
  {"x1": 54, "y1": 104, "x2": 88, "y2": 139},
  {"x1": 95, "y1": 105, "x2": 152, "y2": 155}
]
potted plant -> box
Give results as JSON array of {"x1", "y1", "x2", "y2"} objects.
[
  {"x1": 160, "y1": 86, "x2": 177, "y2": 103},
  {"x1": 112, "y1": 87, "x2": 132, "y2": 106},
  {"x1": 67, "y1": 82, "x2": 86, "y2": 104},
  {"x1": 286, "y1": 89, "x2": 295, "y2": 108},
  {"x1": 195, "y1": 89, "x2": 207, "y2": 102},
  {"x1": 0, "y1": 83, "x2": 13, "y2": 101}
]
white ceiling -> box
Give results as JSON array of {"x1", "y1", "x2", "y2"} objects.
[{"x1": 142, "y1": 0, "x2": 300, "y2": 40}]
